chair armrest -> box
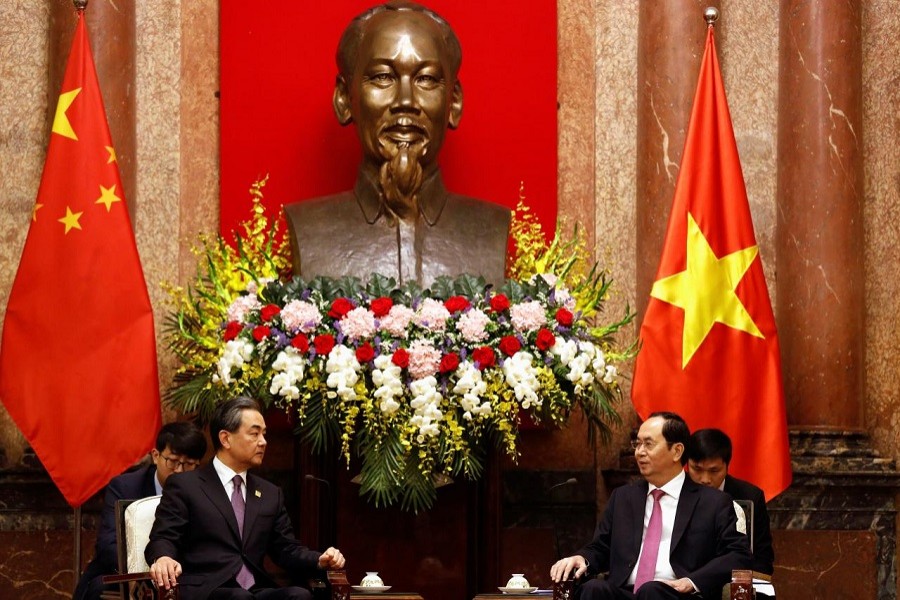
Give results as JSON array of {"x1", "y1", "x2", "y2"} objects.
[
  {"x1": 101, "y1": 572, "x2": 180, "y2": 600},
  {"x1": 327, "y1": 569, "x2": 351, "y2": 600}
]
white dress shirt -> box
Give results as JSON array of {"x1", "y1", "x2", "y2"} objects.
[{"x1": 213, "y1": 456, "x2": 246, "y2": 501}]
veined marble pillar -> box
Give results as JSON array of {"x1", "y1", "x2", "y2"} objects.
[
  {"x1": 776, "y1": 0, "x2": 865, "y2": 428},
  {"x1": 49, "y1": 0, "x2": 136, "y2": 215},
  {"x1": 635, "y1": 0, "x2": 717, "y2": 318}
]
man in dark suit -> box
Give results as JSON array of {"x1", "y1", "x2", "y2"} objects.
[
  {"x1": 550, "y1": 412, "x2": 752, "y2": 599},
  {"x1": 146, "y1": 397, "x2": 345, "y2": 600},
  {"x1": 284, "y1": 1, "x2": 510, "y2": 288},
  {"x1": 686, "y1": 428, "x2": 775, "y2": 575},
  {"x1": 73, "y1": 421, "x2": 207, "y2": 600}
]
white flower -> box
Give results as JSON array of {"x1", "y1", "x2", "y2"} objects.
[
  {"x1": 603, "y1": 364, "x2": 618, "y2": 384},
  {"x1": 502, "y1": 351, "x2": 542, "y2": 409},
  {"x1": 551, "y1": 338, "x2": 579, "y2": 366},
  {"x1": 269, "y1": 348, "x2": 306, "y2": 400},
  {"x1": 408, "y1": 376, "x2": 443, "y2": 441},
  {"x1": 325, "y1": 344, "x2": 361, "y2": 401},
  {"x1": 453, "y1": 362, "x2": 491, "y2": 420},
  {"x1": 372, "y1": 355, "x2": 404, "y2": 415},
  {"x1": 216, "y1": 340, "x2": 255, "y2": 385}
]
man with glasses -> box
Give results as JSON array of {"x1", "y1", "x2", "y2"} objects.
[
  {"x1": 550, "y1": 412, "x2": 751, "y2": 599},
  {"x1": 74, "y1": 421, "x2": 207, "y2": 600}
]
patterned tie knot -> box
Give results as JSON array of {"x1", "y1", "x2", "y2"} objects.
[
  {"x1": 651, "y1": 488, "x2": 665, "y2": 501},
  {"x1": 233, "y1": 475, "x2": 243, "y2": 491}
]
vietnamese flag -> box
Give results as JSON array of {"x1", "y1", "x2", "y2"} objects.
[
  {"x1": 0, "y1": 11, "x2": 160, "y2": 507},
  {"x1": 631, "y1": 26, "x2": 790, "y2": 500}
]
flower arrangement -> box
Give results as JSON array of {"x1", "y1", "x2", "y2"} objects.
[{"x1": 164, "y1": 180, "x2": 634, "y2": 511}]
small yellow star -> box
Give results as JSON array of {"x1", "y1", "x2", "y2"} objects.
[
  {"x1": 95, "y1": 184, "x2": 121, "y2": 212},
  {"x1": 32, "y1": 203, "x2": 44, "y2": 222},
  {"x1": 650, "y1": 213, "x2": 764, "y2": 368},
  {"x1": 105, "y1": 146, "x2": 117, "y2": 164},
  {"x1": 58, "y1": 206, "x2": 84, "y2": 234},
  {"x1": 52, "y1": 88, "x2": 81, "y2": 140}
]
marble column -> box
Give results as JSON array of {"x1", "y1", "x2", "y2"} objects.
[
  {"x1": 776, "y1": 0, "x2": 865, "y2": 428},
  {"x1": 49, "y1": 0, "x2": 136, "y2": 215},
  {"x1": 634, "y1": 0, "x2": 717, "y2": 318}
]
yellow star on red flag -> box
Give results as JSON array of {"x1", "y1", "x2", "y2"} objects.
[
  {"x1": 650, "y1": 213, "x2": 763, "y2": 368},
  {"x1": 58, "y1": 206, "x2": 84, "y2": 234},
  {"x1": 52, "y1": 88, "x2": 81, "y2": 141},
  {"x1": 96, "y1": 184, "x2": 121, "y2": 212}
]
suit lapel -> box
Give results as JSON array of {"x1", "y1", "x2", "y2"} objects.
[
  {"x1": 243, "y1": 473, "x2": 262, "y2": 540},
  {"x1": 630, "y1": 480, "x2": 649, "y2": 555},
  {"x1": 198, "y1": 462, "x2": 242, "y2": 541},
  {"x1": 671, "y1": 477, "x2": 699, "y2": 551}
]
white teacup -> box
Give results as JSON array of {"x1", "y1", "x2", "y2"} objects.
[
  {"x1": 361, "y1": 572, "x2": 384, "y2": 587},
  {"x1": 506, "y1": 574, "x2": 530, "y2": 589}
]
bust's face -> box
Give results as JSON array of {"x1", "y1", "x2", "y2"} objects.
[{"x1": 340, "y1": 11, "x2": 461, "y2": 173}]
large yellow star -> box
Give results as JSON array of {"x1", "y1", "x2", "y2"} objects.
[
  {"x1": 650, "y1": 213, "x2": 764, "y2": 368},
  {"x1": 58, "y1": 206, "x2": 84, "y2": 234},
  {"x1": 95, "y1": 184, "x2": 121, "y2": 212},
  {"x1": 52, "y1": 88, "x2": 81, "y2": 140}
]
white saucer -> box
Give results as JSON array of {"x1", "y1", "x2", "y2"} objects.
[
  {"x1": 351, "y1": 585, "x2": 392, "y2": 593},
  {"x1": 498, "y1": 587, "x2": 539, "y2": 594}
]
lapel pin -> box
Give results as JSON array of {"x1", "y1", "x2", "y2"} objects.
[{"x1": 255, "y1": 490, "x2": 262, "y2": 498}]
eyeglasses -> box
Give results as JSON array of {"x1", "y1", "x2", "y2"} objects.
[{"x1": 161, "y1": 454, "x2": 200, "y2": 472}]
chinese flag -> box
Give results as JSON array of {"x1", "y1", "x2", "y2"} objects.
[
  {"x1": 631, "y1": 27, "x2": 790, "y2": 500},
  {"x1": 0, "y1": 13, "x2": 160, "y2": 507}
]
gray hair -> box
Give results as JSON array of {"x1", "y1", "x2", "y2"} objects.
[{"x1": 210, "y1": 397, "x2": 261, "y2": 451}]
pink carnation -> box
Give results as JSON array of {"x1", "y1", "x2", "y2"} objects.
[
  {"x1": 227, "y1": 295, "x2": 261, "y2": 323},
  {"x1": 509, "y1": 301, "x2": 548, "y2": 333},
  {"x1": 280, "y1": 300, "x2": 322, "y2": 333},
  {"x1": 456, "y1": 308, "x2": 490, "y2": 342},
  {"x1": 408, "y1": 339, "x2": 442, "y2": 380},
  {"x1": 380, "y1": 304, "x2": 415, "y2": 337},
  {"x1": 414, "y1": 298, "x2": 451, "y2": 332},
  {"x1": 341, "y1": 307, "x2": 377, "y2": 341}
]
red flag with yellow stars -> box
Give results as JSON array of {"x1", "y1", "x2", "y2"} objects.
[
  {"x1": 631, "y1": 26, "x2": 790, "y2": 500},
  {"x1": 0, "y1": 12, "x2": 160, "y2": 507}
]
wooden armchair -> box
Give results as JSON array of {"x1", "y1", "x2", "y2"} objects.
[{"x1": 100, "y1": 496, "x2": 178, "y2": 600}]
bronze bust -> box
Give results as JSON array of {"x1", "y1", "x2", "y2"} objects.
[{"x1": 284, "y1": 1, "x2": 510, "y2": 287}]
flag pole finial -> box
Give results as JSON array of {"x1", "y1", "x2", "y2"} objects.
[
  {"x1": 704, "y1": 7, "x2": 720, "y2": 27},
  {"x1": 73, "y1": 0, "x2": 88, "y2": 12}
]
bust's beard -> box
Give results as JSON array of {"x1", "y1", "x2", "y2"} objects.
[{"x1": 379, "y1": 141, "x2": 425, "y2": 222}]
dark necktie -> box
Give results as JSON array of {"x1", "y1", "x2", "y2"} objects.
[
  {"x1": 634, "y1": 488, "x2": 666, "y2": 591},
  {"x1": 231, "y1": 475, "x2": 255, "y2": 589}
]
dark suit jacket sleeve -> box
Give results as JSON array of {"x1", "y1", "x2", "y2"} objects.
[
  {"x1": 577, "y1": 487, "x2": 617, "y2": 576},
  {"x1": 265, "y1": 485, "x2": 322, "y2": 576},
  {"x1": 145, "y1": 473, "x2": 191, "y2": 565},
  {"x1": 683, "y1": 490, "x2": 753, "y2": 598},
  {"x1": 725, "y1": 476, "x2": 774, "y2": 574}
]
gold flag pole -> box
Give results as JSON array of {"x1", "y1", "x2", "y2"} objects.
[{"x1": 704, "y1": 6, "x2": 720, "y2": 27}]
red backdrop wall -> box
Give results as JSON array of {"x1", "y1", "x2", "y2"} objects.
[{"x1": 219, "y1": 1, "x2": 558, "y2": 240}]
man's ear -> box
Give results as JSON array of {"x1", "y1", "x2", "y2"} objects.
[
  {"x1": 333, "y1": 75, "x2": 353, "y2": 126},
  {"x1": 672, "y1": 442, "x2": 685, "y2": 463},
  {"x1": 448, "y1": 80, "x2": 463, "y2": 130},
  {"x1": 219, "y1": 430, "x2": 231, "y2": 450}
]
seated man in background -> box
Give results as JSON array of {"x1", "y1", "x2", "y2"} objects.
[
  {"x1": 550, "y1": 412, "x2": 751, "y2": 599},
  {"x1": 147, "y1": 396, "x2": 345, "y2": 600},
  {"x1": 686, "y1": 428, "x2": 775, "y2": 576},
  {"x1": 73, "y1": 421, "x2": 207, "y2": 600}
]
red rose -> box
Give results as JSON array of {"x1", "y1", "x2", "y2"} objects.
[
  {"x1": 313, "y1": 334, "x2": 335, "y2": 356},
  {"x1": 223, "y1": 321, "x2": 242, "y2": 341},
  {"x1": 392, "y1": 348, "x2": 410, "y2": 369},
  {"x1": 252, "y1": 325, "x2": 271, "y2": 342},
  {"x1": 328, "y1": 297, "x2": 354, "y2": 319},
  {"x1": 472, "y1": 346, "x2": 496, "y2": 370},
  {"x1": 489, "y1": 294, "x2": 510, "y2": 313},
  {"x1": 356, "y1": 342, "x2": 376, "y2": 363},
  {"x1": 370, "y1": 297, "x2": 393, "y2": 318},
  {"x1": 499, "y1": 335, "x2": 522, "y2": 357},
  {"x1": 444, "y1": 295, "x2": 470, "y2": 314},
  {"x1": 291, "y1": 333, "x2": 309, "y2": 353},
  {"x1": 555, "y1": 308, "x2": 574, "y2": 327},
  {"x1": 535, "y1": 328, "x2": 556, "y2": 351},
  {"x1": 260, "y1": 304, "x2": 281, "y2": 322},
  {"x1": 439, "y1": 352, "x2": 460, "y2": 373}
]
